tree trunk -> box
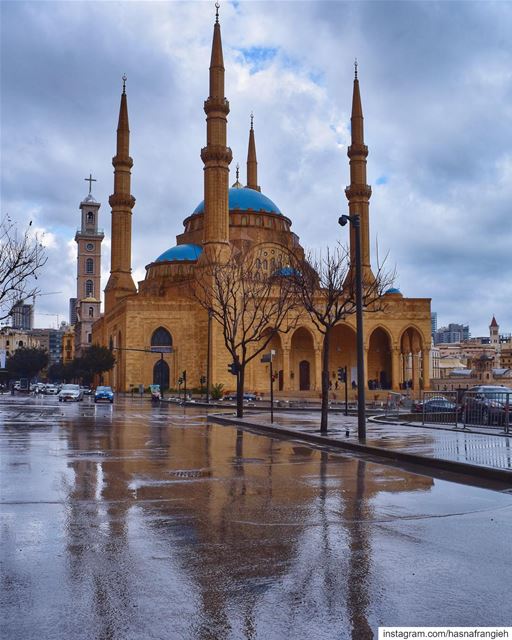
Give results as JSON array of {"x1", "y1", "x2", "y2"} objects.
[
  {"x1": 320, "y1": 328, "x2": 331, "y2": 433},
  {"x1": 236, "y1": 366, "x2": 245, "y2": 418}
]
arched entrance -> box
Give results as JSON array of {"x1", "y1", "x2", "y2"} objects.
[
  {"x1": 299, "y1": 360, "x2": 310, "y2": 390},
  {"x1": 291, "y1": 327, "x2": 315, "y2": 392},
  {"x1": 400, "y1": 327, "x2": 423, "y2": 391},
  {"x1": 368, "y1": 327, "x2": 392, "y2": 390},
  {"x1": 150, "y1": 327, "x2": 173, "y2": 391},
  {"x1": 153, "y1": 359, "x2": 170, "y2": 390}
]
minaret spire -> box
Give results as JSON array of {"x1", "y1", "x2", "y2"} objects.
[
  {"x1": 345, "y1": 62, "x2": 373, "y2": 278},
  {"x1": 200, "y1": 4, "x2": 232, "y2": 252},
  {"x1": 246, "y1": 112, "x2": 260, "y2": 192},
  {"x1": 105, "y1": 76, "x2": 136, "y2": 312}
]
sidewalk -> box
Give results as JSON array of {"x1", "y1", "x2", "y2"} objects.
[{"x1": 208, "y1": 410, "x2": 512, "y2": 485}]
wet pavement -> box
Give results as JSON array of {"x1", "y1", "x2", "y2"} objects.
[
  {"x1": 223, "y1": 410, "x2": 512, "y2": 474},
  {"x1": 1, "y1": 395, "x2": 512, "y2": 639}
]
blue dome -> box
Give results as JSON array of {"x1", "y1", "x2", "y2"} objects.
[
  {"x1": 273, "y1": 266, "x2": 299, "y2": 277},
  {"x1": 385, "y1": 287, "x2": 401, "y2": 294},
  {"x1": 192, "y1": 187, "x2": 282, "y2": 216},
  {"x1": 155, "y1": 244, "x2": 203, "y2": 263}
]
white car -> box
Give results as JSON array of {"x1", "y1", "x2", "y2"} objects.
[
  {"x1": 58, "y1": 384, "x2": 84, "y2": 402},
  {"x1": 44, "y1": 385, "x2": 59, "y2": 395}
]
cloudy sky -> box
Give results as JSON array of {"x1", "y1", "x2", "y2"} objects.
[{"x1": 1, "y1": 0, "x2": 511, "y2": 337}]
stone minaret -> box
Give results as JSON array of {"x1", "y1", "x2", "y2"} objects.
[
  {"x1": 74, "y1": 174, "x2": 104, "y2": 355},
  {"x1": 246, "y1": 113, "x2": 260, "y2": 191},
  {"x1": 105, "y1": 76, "x2": 136, "y2": 312},
  {"x1": 200, "y1": 5, "x2": 232, "y2": 253},
  {"x1": 345, "y1": 61, "x2": 373, "y2": 278}
]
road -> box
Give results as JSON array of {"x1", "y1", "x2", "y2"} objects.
[{"x1": 1, "y1": 395, "x2": 511, "y2": 639}]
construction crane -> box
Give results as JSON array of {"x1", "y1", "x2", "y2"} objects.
[{"x1": 31, "y1": 291, "x2": 62, "y2": 305}]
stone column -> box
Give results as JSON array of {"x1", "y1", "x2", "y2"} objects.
[
  {"x1": 363, "y1": 347, "x2": 369, "y2": 390},
  {"x1": 391, "y1": 347, "x2": 401, "y2": 391},
  {"x1": 421, "y1": 348, "x2": 430, "y2": 390},
  {"x1": 282, "y1": 348, "x2": 291, "y2": 392},
  {"x1": 314, "y1": 348, "x2": 322, "y2": 392},
  {"x1": 412, "y1": 351, "x2": 420, "y2": 396}
]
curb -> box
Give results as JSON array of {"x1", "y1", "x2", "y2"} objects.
[{"x1": 208, "y1": 414, "x2": 512, "y2": 485}]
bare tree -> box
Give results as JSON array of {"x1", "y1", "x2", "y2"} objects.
[
  {"x1": 0, "y1": 215, "x2": 47, "y2": 322},
  {"x1": 194, "y1": 246, "x2": 300, "y2": 417},
  {"x1": 290, "y1": 244, "x2": 394, "y2": 433}
]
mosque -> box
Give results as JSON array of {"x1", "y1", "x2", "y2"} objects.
[{"x1": 91, "y1": 8, "x2": 431, "y2": 397}]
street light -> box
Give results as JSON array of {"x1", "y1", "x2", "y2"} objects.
[{"x1": 338, "y1": 213, "x2": 366, "y2": 439}]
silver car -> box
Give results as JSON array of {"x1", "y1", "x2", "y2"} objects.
[{"x1": 58, "y1": 384, "x2": 84, "y2": 402}]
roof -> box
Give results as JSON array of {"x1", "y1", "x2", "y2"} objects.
[
  {"x1": 155, "y1": 243, "x2": 203, "y2": 263},
  {"x1": 490, "y1": 316, "x2": 499, "y2": 328},
  {"x1": 192, "y1": 187, "x2": 282, "y2": 216}
]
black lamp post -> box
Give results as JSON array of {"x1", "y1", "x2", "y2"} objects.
[{"x1": 339, "y1": 213, "x2": 366, "y2": 439}]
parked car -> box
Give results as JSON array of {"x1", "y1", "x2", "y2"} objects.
[
  {"x1": 95, "y1": 386, "x2": 114, "y2": 403},
  {"x1": 59, "y1": 384, "x2": 84, "y2": 402},
  {"x1": 223, "y1": 392, "x2": 257, "y2": 402},
  {"x1": 44, "y1": 384, "x2": 59, "y2": 395},
  {"x1": 412, "y1": 396, "x2": 453, "y2": 413},
  {"x1": 413, "y1": 397, "x2": 458, "y2": 414},
  {"x1": 462, "y1": 385, "x2": 511, "y2": 426},
  {"x1": 80, "y1": 386, "x2": 93, "y2": 396}
]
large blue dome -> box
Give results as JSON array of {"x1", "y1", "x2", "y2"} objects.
[
  {"x1": 192, "y1": 187, "x2": 282, "y2": 216},
  {"x1": 155, "y1": 243, "x2": 203, "y2": 263}
]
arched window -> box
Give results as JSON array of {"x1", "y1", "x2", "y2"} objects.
[
  {"x1": 18, "y1": 340, "x2": 24, "y2": 347},
  {"x1": 87, "y1": 333, "x2": 92, "y2": 343},
  {"x1": 88, "y1": 307, "x2": 94, "y2": 318},
  {"x1": 87, "y1": 211, "x2": 94, "y2": 224},
  {"x1": 86, "y1": 258, "x2": 94, "y2": 274},
  {"x1": 255, "y1": 258, "x2": 261, "y2": 269},
  {"x1": 241, "y1": 216, "x2": 248, "y2": 226},
  {"x1": 262, "y1": 259, "x2": 268, "y2": 270},
  {"x1": 270, "y1": 258, "x2": 276, "y2": 271},
  {"x1": 151, "y1": 327, "x2": 172, "y2": 351},
  {"x1": 85, "y1": 280, "x2": 93, "y2": 297}
]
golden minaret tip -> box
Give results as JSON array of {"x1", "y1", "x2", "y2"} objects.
[
  {"x1": 215, "y1": 1, "x2": 219, "y2": 24},
  {"x1": 122, "y1": 74, "x2": 127, "y2": 95}
]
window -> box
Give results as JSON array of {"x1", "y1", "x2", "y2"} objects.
[
  {"x1": 86, "y1": 258, "x2": 94, "y2": 274},
  {"x1": 85, "y1": 280, "x2": 93, "y2": 297},
  {"x1": 87, "y1": 333, "x2": 92, "y2": 343},
  {"x1": 86, "y1": 212, "x2": 94, "y2": 224},
  {"x1": 151, "y1": 327, "x2": 172, "y2": 350},
  {"x1": 18, "y1": 340, "x2": 23, "y2": 347},
  {"x1": 88, "y1": 307, "x2": 94, "y2": 318},
  {"x1": 241, "y1": 216, "x2": 248, "y2": 226}
]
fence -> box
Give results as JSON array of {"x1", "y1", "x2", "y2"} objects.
[
  {"x1": 416, "y1": 391, "x2": 459, "y2": 427},
  {"x1": 461, "y1": 389, "x2": 511, "y2": 433}
]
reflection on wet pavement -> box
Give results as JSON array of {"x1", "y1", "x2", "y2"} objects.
[{"x1": 1, "y1": 396, "x2": 511, "y2": 639}]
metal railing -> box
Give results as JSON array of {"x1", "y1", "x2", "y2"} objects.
[
  {"x1": 461, "y1": 390, "x2": 511, "y2": 433},
  {"x1": 416, "y1": 391, "x2": 459, "y2": 427}
]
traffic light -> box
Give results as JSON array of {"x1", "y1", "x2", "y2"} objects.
[
  {"x1": 200, "y1": 376, "x2": 206, "y2": 385},
  {"x1": 228, "y1": 361, "x2": 240, "y2": 376},
  {"x1": 178, "y1": 377, "x2": 183, "y2": 386},
  {"x1": 337, "y1": 367, "x2": 346, "y2": 382},
  {"x1": 182, "y1": 370, "x2": 187, "y2": 382}
]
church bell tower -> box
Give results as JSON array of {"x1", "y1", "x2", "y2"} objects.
[{"x1": 74, "y1": 174, "x2": 104, "y2": 355}]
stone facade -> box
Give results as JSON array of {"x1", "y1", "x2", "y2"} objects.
[{"x1": 93, "y1": 12, "x2": 431, "y2": 399}]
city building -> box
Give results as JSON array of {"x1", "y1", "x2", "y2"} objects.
[
  {"x1": 72, "y1": 177, "x2": 104, "y2": 357},
  {"x1": 10, "y1": 300, "x2": 34, "y2": 330},
  {"x1": 0, "y1": 327, "x2": 41, "y2": 358},
  {"x1": 434, "y1": 323, "x2": 470, "y2": 345},
  {"x1": 92, "y1": 10, "x2": 431, "y2": 396},
  {"x1": 431, "y1": 312, "x2": 437, "y2": 336}
]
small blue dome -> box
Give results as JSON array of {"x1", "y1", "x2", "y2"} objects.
[
  {"x1": 273, "y1": 266, "x2": 299, "y2": 277},
  {"x1": 385, "y1": 287, "x2": 401, "y2": 294},
  {"x1": 192, "y1": 187, "x2": 282, "y2": 216},
  {"x1": 155, "y1": 244, "x2": 203, "y2": 263}
]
